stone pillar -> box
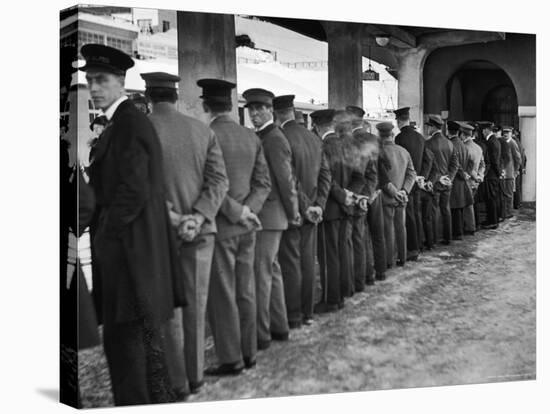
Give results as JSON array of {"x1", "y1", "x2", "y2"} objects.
[
  {"x1": 395, "y1": 47, "x2": 430, "y2": 128},
  {"x1": 518, "y1": 106, "x2": 536, "y2": 202},
  {"x1": 177, "y1": 12, "x2": 237, "y2": 123},
  {"x1": 324, "y1": 22, "x2": 363, "y2": 109}
]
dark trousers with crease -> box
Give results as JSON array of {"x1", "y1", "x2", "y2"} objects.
[
  {"x1": 366, "y1": 195, "x2": 386, "y2": 279},
  {"x1": 279, "y1": 223, "x2": 317, "y2": 323},
  {"x1": 485, "y1": 179, "x2": 500, "y2": 225},
  {"x1": 451, "y1": 208, "x2": 464, "y2": 239},
  {"x1": 405, "y1": 185, "x2": 422, "y2": 257},
  {"x1": 420, "y1": 189, "x2": 434, "y2": 248},
  {"x1": 339, "y1": 216, "x2": 354, "y2": 298},
  {"x1": 318, "y1": 219, "x2": 341, "y2": 305},
  {"x1": 352, "y1": 214, "x2": 367, "y2": 292},
  {"x1": 432, "y1": 189, "x2": 452, "y2": 243}
]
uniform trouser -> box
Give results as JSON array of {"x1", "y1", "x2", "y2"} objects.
[
  {"x1": 451, "y1": 208, "x2": 464, "y2": 239},
  {"x1": 432, "y1": 189, "x2": 452, "y2": 243},
  {"x1": 383, "y1": 202, "x2": 407, "y2": 267},
  {"x1": 405, "y1": 185, "x2": 422, "y2": 257},
  {"x1": 339, "y1": 216, "x2": 354, "y2": 298},
  {"x1": 464, "y1": 188, "x2": 477, "y2": 233},
  {"x1": 485, "y1": 179, "x2": 501, "y2": 225},
  {"x1": 255, "y1": 230, "x2": 289, "y2": 343},
  {"x1": 352, "y1": 214, "x2": 367, "y2": 291},
  {"x1": 501, "y1": 178, "x2": 515, "y2": 218},
  {"x1": 279, "y1": 223, "x2": 317, "y2": 324},
  {"x1": 420, "y1": 190, "x2": 434, "y2": 248},
  {"x1": 318, "y1": 219, "x2": 342, "y2": 305},
  {"x1": 104, "y1": 319, "x2": 173, "y2": 406},
  {"x1": 208, "y1": 232, "x2": 257, "y2": 365},
  {"x1": 164, "y1": 234, "x2": 214, "y2": 387},
  {"x1": 514, "y1": 173, "x2": 522, "y2": 209},
  {"x1": 366, "y1": 196, "x2": 386, "y2": 278}
]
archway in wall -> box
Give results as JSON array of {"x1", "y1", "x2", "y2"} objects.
[{"x1": 445, "y1": 60, "x2": 518, "y2": 127}]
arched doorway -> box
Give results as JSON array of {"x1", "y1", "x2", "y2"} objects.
[
  {"x1": 482, "y1": 85, "x2": 518, "y2": 129},
  {"x1": 445, "y1": 60, "x2": 518, "y2": 126}
]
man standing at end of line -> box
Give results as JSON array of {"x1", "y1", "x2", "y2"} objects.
[
  {"x1": 479, "y1": 122, "x2": 501, "y2": 229},
  {"x1": 84, "y1": 46, "x2": 182, "y2": 406},
  {"x1": 243, "y1": 88, "x2": 300, "y2": 350},
  {"x1": 143, "y1": 71, "x2": 229, "y2": 396}
]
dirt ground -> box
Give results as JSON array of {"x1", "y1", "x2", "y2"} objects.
[{"x1": 78, "y1": 206, "x2": 536, "y2": 407}]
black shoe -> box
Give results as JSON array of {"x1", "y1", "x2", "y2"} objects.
[
  {"x1": 407, "y1": 254, "x2": 419, "y2": 261},
  {"x1": 498, "y1": 217, "x2": 505, "y2": 223},
  {"x1": 482, "y1": 223, "x2": 498, "y2": 230},
  {"x1": 452, "y1": 236, "x2": 463, "y2": 241},
  {"x1": 303, "y1": 317, "x2": 314, "y2": 326},
  {"x1": 375, "y1": 273, "x2": 386, "y2": 281},
  {"x1": 204, "y1": 362, "x2": 244, "y2": 376},
  {"x1": 243, "y1": 356, "x2": 256, "y2": 369},
  {"x1": 257, "y1": 339, "x2": 271, "y2": 351},
  {"x1": 464, "y1": 231, "x2": 475, "y2": 236},
  {"x1": 355, "y1": 285, "x2": 365, "y2": 293},
  {"x1": 314, "y1": 302, "x2": 338, "y2": 314},
  {"x1": 396, "y1": 260, "x2": 405, "y2": 267},
  {"x1": 271, "y1": 331, "x2": 289, "y2": 341},
  {"x1": 337, "y1": 301, "x2": 345, "y2": 310},
  {"x1": 441, "y1": 240, "x2": 451, "y2": 245},
  {"x1": 189, "y1": 380, "x2": 204, "y2": 394},
  {"x1": 173, "y1": 387, "x2": 190, "y2": 402},
  {"x1": 288, "y1": 320, "x2": 302, "y2": 330},
  {"x1": 365, "y1": 278, "x2": 375, "y2": 286}
]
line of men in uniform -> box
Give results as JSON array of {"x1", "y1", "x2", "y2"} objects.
[{"x1": 76, "y1": 43, "x2": 526, "y2": 407}]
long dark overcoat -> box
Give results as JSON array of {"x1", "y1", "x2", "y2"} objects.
[{"x1": 88, "y1": 99, "x2": 184, "y2": 327}]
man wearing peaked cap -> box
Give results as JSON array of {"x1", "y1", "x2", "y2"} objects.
[
  {"x1": 197, "y1": 78, "x2": 236, "y2": 104},
  {"x1": 310, "y1": 109, "x2": 336, "y2": 128},
  {"x1": 145, "y1": 71, "x2": 229, "y2": 396},
  {"x1": 394, "y1": 106, "x2": 430, "y2": 262},
  {"x1": 82, "y1": 45, "x2": 182, "y2": 405},
  {"x1": 424, "y1": 115, "x2": 458, "y2": 247},
  {"x1": 500, "y1": 125, "x2": 521, "y2": 220},
  {"x1": 243, "y1": 87, "x2": 300, "y2": 348},
  {"x1": 377, "y1": 120, "x2": 416, "y2": 268},
  {"x1": 242, "y1": 88, "x2": 275, "y2": 108},
  {"x1": 197, "y1": 77, "x2": 271, "y2": 376},
  {"x1": 447, "y1": 121, "x2": 474, "y2": 241},
  {"x1": 274, "y1": 94, "x2": 331, "y2": 327},
  {"x1": 273, "y1": 94, "x2": 295, "y2": 112}
]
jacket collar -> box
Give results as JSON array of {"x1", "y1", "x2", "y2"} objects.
[{"x1": 102, "y1": 95, "x2": 128, "y2": 121}]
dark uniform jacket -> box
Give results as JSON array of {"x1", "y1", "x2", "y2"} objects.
[
  {"x1": 395, "y1": 125, "x2": 425, "y2": 174},
  {"x1": 148, "y1": 102, "x2": 228, "y2": 236},
  {"x1": 425, "y1": 131, "x2": 458, "y2": 190},
  {"x1": 322, "y1": 132, "x2": 366, "y2": 220},
  {"x1": 256, "y1": 123, "x2": 299, "y2": 230},
  {"x1": 282, "y1": 120, "x2": 331, "y2": 217},
  {"x1": 89, "y1": 99, "x2": 184, "y2": 326},
  {"x1": 449, "y1": 136, "x2": 474, "y2": 208},
  {"x1": 484, "y1": 134, "x2": 502, "y2": 180},
  {"x1": 210, "y1": 114, "x2": 271, "y2": 240}
]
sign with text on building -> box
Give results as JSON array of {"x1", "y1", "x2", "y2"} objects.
[{"x1": 362, "y1": 69, "x2": 380, "y2": 81}]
